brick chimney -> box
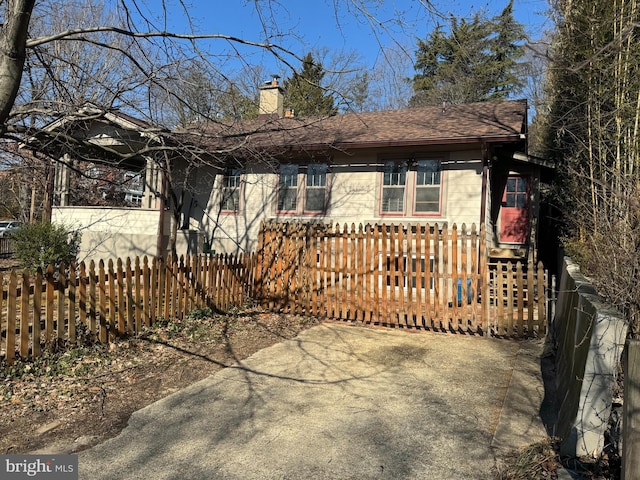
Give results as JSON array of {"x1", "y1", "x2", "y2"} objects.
[{"x1": 258, "y1": 76, "x2": 284, "y2": 118}]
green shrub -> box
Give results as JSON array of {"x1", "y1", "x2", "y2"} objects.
[{"x1": 11, "y1": 222, "x2": 81, "y2": 272}]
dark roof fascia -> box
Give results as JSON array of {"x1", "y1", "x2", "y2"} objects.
[
  {"x1": 512, "y1": 151, "x2": 555, "y2": 170},
  {"x1": 275, "y1": 134, "x2": 525, "y2": 153}
]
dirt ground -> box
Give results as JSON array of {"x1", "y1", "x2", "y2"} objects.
[{"x1": 0, "y1": 310, "x2": 321, "y2": 455}]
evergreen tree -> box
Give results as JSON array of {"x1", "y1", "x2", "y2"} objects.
[
  {"x1": 410, "y1": 1, "x2": 526, "y2": 106},
  {"x1": 283, "y1": 53, "x2": 337, "y2": 117}
]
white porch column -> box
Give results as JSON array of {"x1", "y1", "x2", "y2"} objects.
[
  {"x1": 54, "y1": 154, "x2": 71, "y2": 206},
  {"x1": 142, "y1": 156, "x2": 162, "y2": 209}
]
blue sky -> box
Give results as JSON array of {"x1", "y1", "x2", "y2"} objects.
[{"x1": 166, "y1": 0, "x2": 551, "y2": 73}]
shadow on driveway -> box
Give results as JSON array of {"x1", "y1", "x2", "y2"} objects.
[{"x1": 79, "y1": 324, "x2": 548, "y2": 480}]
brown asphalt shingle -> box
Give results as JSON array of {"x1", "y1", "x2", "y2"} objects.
[{"x1": 180, "y1": 99, "x2": 527, "y2": 152}]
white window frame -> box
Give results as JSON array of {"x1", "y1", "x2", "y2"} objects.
[
  {"x1": 277, "y1": 164, "x2": 299, "y2": 213},
  {"x1": 380, "y1": 158, "x2": 443, "y2": 216},
  {"x1": 220, "y1": 167, "x2": 242, "y2": 213},
  {"x1": 303, "y1": 163, "x2": 328, "y2": 214}
]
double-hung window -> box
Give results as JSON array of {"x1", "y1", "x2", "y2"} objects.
[
  {"x1": 277, "y1": 164, "x2": 299, "y2": 212},
  {"x1": 304, "y1": 164, "x2": 328, "y2": 213},
  {"x1": 381, "y1": 161, "x2": 407, "y2": 213},
  {"x1": 414, "y1": 159, "x2": 441, "y2": 213},
  {"x1": 380, "y1": 158, "x2": 442, "y2": 215},
  {"x1": 221, "y1": 167, "x2": 241, "y2": 213}
]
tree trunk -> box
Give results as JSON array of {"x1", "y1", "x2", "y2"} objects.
[{"x1": 0, "y1": 0, "x2": 35, "y2": 127}]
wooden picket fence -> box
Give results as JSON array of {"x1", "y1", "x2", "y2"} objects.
[
  {"x1": 1, "y1": 253, "x2": 253, "y2": 364},
  {"x1": 1, "y1": 221, "x2": 550, "y2": 363},
  {"x1": 254, "y1": 221, "x2": 548, "y2": 337}
]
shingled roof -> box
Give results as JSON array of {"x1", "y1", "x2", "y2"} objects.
[{"x1": 181, "y1": 99, "x2": 527, "y2": 153}]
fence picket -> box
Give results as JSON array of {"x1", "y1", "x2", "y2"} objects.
[
  {"x1": 20, "y1": 272, "x2": 29, "y2": 357},
  {"x1": 68, "y1": 264, "x2": 77, "y2": 343},
  {"x1": 6, "y1": 271, "x2": 17, "y2": 364},
  {"x1": 33, "y1": 269, "x2": 43, "y2": 357}
]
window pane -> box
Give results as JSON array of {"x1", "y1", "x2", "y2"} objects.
[
  {"x1": 307, "y1": 164, "x2": 327, "y2": 187},
  {"x1": 416, "y1": 160, "x2": 441, "y2": 185},
  {"x1": 383, "y1": 161, "x2": 407, "y2": 186},
  {"x1": 506, "y1": 178, "x2": 517, "y2": 192},
  {"x1": 305, "y1": 189, "x2": 325, "y2": 212},
  {"x1": 517, "y1": 178, "x2": 528, "y2": 193},
  {"x1": 516, "y1": 193, "x2": 527, "y2": 208},
  {"x1": 382, "y1": 187, "x2": 404, "y2": 212},
  {"x1": 221, "y1": 189, "x2": 239, "y2": 211},
  {"x1": 279, "y1": 165, "x2": 298, "y2": 188},
  {"x1": 415, "y1": 187, "x2": 440, "y2": 202},
  {"x1": 278, "y1": 187, "x2": 297, "y2": 211},
  {"x1": 505, "y1": 193, "x2": 516, "y2": 207}
]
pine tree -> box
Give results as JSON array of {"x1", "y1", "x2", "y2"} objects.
[
  {"x1": 283, "y1": 52, "x2": 337, "y2": 117},
  {"x1": 410, "y1": 1, "x2": 526, "y2": 106}
]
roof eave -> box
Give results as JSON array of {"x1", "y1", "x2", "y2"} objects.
[{"x1": 280, "y1": 134, "x2": 524, "y2": 152}]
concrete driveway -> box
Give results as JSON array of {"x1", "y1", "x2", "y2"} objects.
[{"x1": 79, "y1": 323, "x2": 550, "y2": 479}]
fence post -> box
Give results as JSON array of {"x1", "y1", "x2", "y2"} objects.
[{"x1": 623, "y1": 339, "x2": 640, "y2": 480}]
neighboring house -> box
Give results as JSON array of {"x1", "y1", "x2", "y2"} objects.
[{"x1": 44, "y1": 84, "x2": 552, "y2": 262}]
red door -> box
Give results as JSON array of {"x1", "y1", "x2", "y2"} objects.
[{"x1": 500, "y1": 176, "x2": 529, "y2": 244}]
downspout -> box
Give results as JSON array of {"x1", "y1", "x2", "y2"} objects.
[
  {"x1": 478, "y1": 142, "x2": 490, "y2": 321},
  {"x1": 480, "y1": 142, "x2": 489, "y2": 229}
]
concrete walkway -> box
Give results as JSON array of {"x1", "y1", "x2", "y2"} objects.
[{"x1": 79, "y1": 324, "x2": 550, "y2": 479}]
